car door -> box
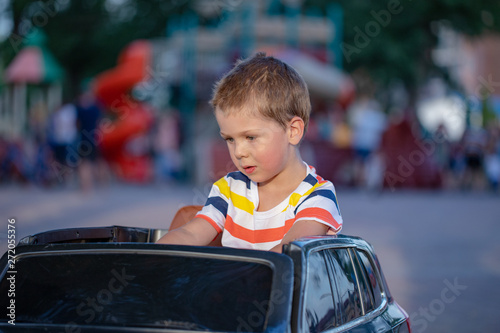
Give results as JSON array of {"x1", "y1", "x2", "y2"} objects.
[
  {"x1": 301, "y1": 249, "x2": 339, "y2": 332},
  {"x1": 323, "y1": 247, "x2": 393, "y2": 333}
]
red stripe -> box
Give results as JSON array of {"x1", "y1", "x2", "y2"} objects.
[
  {"x1": 195, "y1": 214, "x2": 223, "y2": 233},
  {"x1": 309, "y1": 165, "x2": 327, "y2": 184},
  {"x1": 284, "y1": 218, "x2": 295, "y2": 234},
  {"x1": 295, "y1": 207, "x2": 342, "y2": 231},
  {"x1": 315, "y1": 175, "x2": 327, "y2": 184},
  {"x1": 224, "y1": 215, "x2": 293, "y2": 243}
]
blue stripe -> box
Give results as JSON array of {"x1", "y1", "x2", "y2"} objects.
[
  {"x1": 205, "y1": 197, "x2": 228, "y2": 216},
  {"x1": 227, "y1": 171, "x2": 252, "y2": 189},
  {"x1": 303, "y1": 174, "x2": 318, "y2": 186},
  {"x1": 294, "y1": 189, "x2": 339, "y2": 215}
]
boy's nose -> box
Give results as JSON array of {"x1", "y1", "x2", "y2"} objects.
[{"x1": 233, "y1": 142, "x2": 247, "y2": 159}]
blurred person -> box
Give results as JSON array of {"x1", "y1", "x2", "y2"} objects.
[
  {"x1": 433, "y1": 124, "x2": 453, "y2": 188},
  {"x1": 347, "y1": 94, "x2": 387, "y2": 188},
  {"x1": 76, "y1": 88, "x2": 103, "y2": 192},
  {"x1": 447, "y1": 141, "x2": 465, "y2": 189},
  {"x1": 484, "y1": 123, "x2": 500, "y2": 192},
  {"x1": 0, "y1": 136, "x2": 8, "y2": 182},
  {"x1": 329, "y1": 107, "x2": 355, "y2": 187},
  {"x1": 459, "y1": 121, "x2": 488, "y2": 191},
  {"x1": 47, "y1": 99, "x2": 79, "y2": 184},
  {"x1": 32, "y1": 142, "x2": 56, "y2": 187},
  {"x1": 28, "y1": 101, "x2": 58, "y2": 187},
  {"x1": 330, "y1": 108, "x2": 352, "y2": 149},
  {"x1": 152, "y1": 110, "x2": 183, "y2": 184},
  {"x1": 157, "y1": 52, "x2": 343, "y2": 252},
  {"x1": 0, "y1": 136, "x2": 33, "y2": 184},
  {"x1": 29, "y1": 101, "x2": 48, "y2": 144},
  {"x1": 364, "y1": 151, "x2": 386, "y2": 192}
]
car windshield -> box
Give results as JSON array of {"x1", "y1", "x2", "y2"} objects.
[{"x1": 0, "y1": 251, "x2": 274, "y2": 332}]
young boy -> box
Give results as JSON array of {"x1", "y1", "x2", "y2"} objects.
[{"x1": 157, "y1": 52, "x2": 342, "y2": 252}]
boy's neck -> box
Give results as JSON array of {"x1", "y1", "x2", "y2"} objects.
[{"x1": 256, "y1": 155, "x2": 307, "y2": 212}]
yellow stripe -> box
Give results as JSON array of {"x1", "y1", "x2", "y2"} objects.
[
  {"x1": 215, "y1": 177, "x2": 255, "y2": 215},
  {"x1": 286, "y1": 182, "x2": 323, "y2": 211},
  {"x1": 214, "y1": 178, "x2": 231, "y2": 200},
  {"x1": 231, "y1": 192, "x2": 255, "y2": 215}
]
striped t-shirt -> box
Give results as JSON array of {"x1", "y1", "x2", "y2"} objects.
[{"x1": 195, "y1": 164, "x2": 342, "y2": 251}]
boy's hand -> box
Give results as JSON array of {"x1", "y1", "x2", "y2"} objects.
[
  {"x1": 269, "y1": 220, "x2": 330, "y2": 253},
  {"x1": 156, "y1": 217, "x2": 219, "y2": 246}
]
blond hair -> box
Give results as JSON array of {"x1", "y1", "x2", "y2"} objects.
[{"x1": 210, "y1": 52, "x2": 311, "y2": 130}]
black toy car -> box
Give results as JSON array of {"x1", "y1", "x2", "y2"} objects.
[{"x1": 0, "y1": 225, "x2": 410, "y2": 332}]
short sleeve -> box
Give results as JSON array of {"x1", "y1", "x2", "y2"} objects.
[
  {"x1": 194, "y1": 178, "x2": 229, "y2": 233},
  {"x1": 294, "y1": 184, "x2": 343, "y2": 232}
]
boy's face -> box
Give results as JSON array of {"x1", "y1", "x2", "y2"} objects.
[{"x1": 215, "y1": 108, "x2": 296, "y2": 185}]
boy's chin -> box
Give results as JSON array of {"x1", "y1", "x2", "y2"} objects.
[
  {"x1": 245, "y1": 173, "x2": 276, "y2": 186},
  {"x1": 240, "y1": 169, "x2": 260, "y2": 182}
]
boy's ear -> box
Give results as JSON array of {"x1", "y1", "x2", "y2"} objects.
[{"x1": 288, "y1": 116, "x2": 305, "y2": 145}]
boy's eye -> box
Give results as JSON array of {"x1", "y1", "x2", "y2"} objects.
[
  {"x1": 246, "y1": 136, "x2": 255, "y2": 141},
  {"x1": 225, "y1": 137, "x2": 234, "y2": 143}
]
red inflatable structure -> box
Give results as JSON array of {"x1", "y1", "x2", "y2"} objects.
[{"x1": 93, "y1": 40, "x2": 154, "y2": 183}]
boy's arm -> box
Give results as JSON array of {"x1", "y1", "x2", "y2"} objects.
[
  {"x1": 269, "y1": 220, "x2": 331, "y2": 253},
  {"x1": 156, "y1": 217, "x2": 219, "y2": 246}
]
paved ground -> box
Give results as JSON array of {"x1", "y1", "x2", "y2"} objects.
[{"x1": 1, "y1": 182, "x2": 499, "y2": 332}]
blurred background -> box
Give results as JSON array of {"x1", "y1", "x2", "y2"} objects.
[
  {"x1": 1, "y1": 0, "x2": 500, "y2": 190},
  {"x1": 0, "y1": 0, "x2": 500, "y2": 332}
]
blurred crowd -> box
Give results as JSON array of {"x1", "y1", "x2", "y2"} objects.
[
  {"x1": 1, "y1": 91, "x2": 500, "y2": 193},
  {"x1": 0, "y1": 88, "x2": 183, "y2": 192},
  {"x1": 305, "y1": 94, "x2": 500, "y2": 192},
  {"x1": 1, "y1": 89, "x2": 108, "y2": 191}
]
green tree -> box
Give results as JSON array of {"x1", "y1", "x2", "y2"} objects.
[
  {"x1": 1, "y1": 0, "x2": 190, "y2": 96},
  {"x1": 3, "y1": 0, "x2": 500, "y2": 103},
  {"x1": 305, "y1": 0, "x2": 500, "y2": 102}
]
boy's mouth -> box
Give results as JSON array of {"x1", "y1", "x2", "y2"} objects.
[{"x1": 242, "y1": 166, "x2": 256, "y2": 174}]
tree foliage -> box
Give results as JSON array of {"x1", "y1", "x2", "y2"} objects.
[
  {"x1": 305, "y1": 0, "x2": 500, "y2": 95},
  {"x1": 2, "y1": 0, "x2": 500, "y2": 100},
  {"x1": 1, "y1": 0, "x2": 190, "y2": 95}
]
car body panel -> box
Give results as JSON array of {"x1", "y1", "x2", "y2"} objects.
[{"x1": 1, "y1": 227, "x2": 409, "y2": 333}]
